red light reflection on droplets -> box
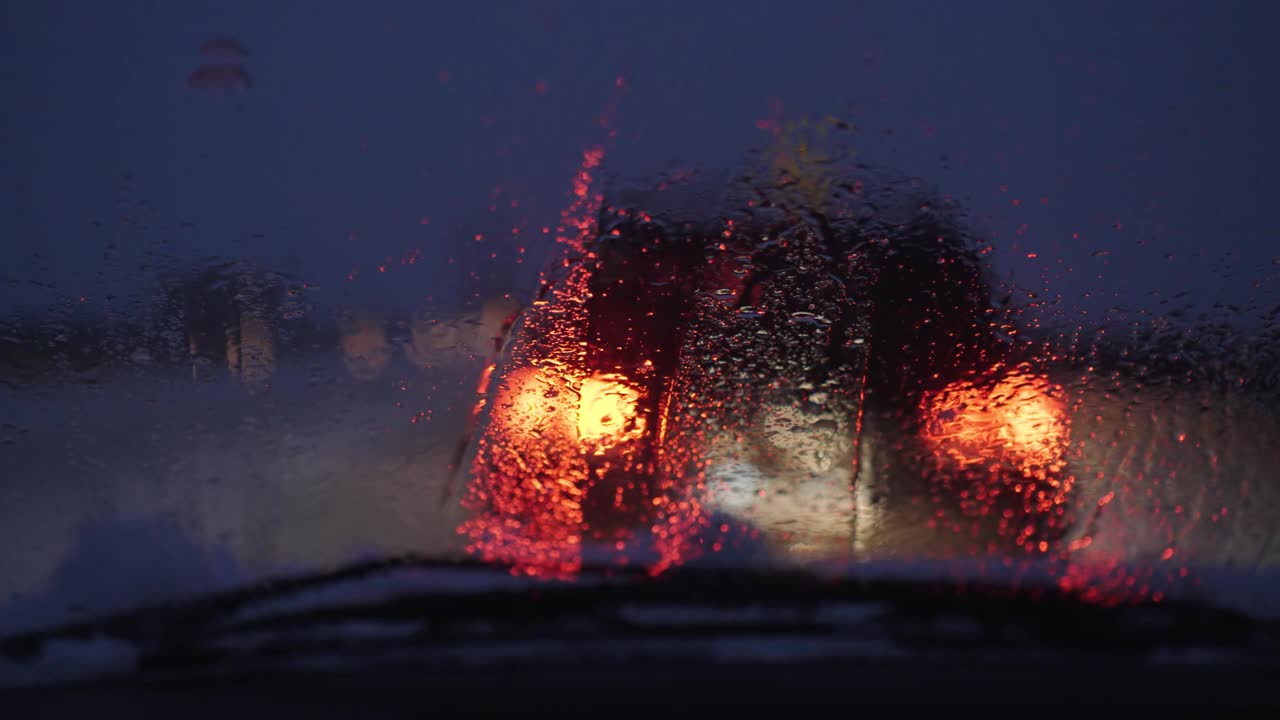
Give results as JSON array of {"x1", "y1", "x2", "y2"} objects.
[
  {"x1": 459, "y1": 364, "x2": 587, "y2": 577},
  {"x1": 922, "y1": 367, "x2": 1069, "y2": 474},
  {"x1": 457, "y1": 118, "x2": 703, "y2": 578},
  {"x1": 920, "y1": 365, "x2": 1074, "y2": 552},
  {"x1": 455, "y1": 141, "x2": 599, "y2": 575}
]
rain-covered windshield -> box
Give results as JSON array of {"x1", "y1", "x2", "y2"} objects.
[{"x1": 3, "y1": 0, "x2": 1279, "y2": 636}]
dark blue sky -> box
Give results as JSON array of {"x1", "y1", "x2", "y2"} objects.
[{"x1": 3, "y1": 0, "x2": 1278, "y2": 325}]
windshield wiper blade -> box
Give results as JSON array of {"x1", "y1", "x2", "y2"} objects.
[
  {"x1": 0, "y1": 556, "x2": 554, "y2": 657},
  {"x1": 4, "y1": 558, "x2": 1279, "y2": 690}
]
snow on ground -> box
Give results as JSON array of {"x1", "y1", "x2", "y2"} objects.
[{"x1": 0, "y1": 352, "x2": 479, "y2": 635}]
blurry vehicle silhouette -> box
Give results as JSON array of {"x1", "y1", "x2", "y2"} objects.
[{"x1": 448, "y1": 121, "x2": 1280, "y2": 583}]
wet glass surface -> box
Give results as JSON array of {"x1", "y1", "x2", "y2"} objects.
[{"x1": 3, "y1": 0, "x2": 1279, "y2": 634}]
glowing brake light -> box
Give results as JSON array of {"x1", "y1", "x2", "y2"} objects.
[
  {"x1": 492, "y1": 367, "x2": 645, "y2": 452},
  {"x1": 921, "y1": 367, "x2": 1069, "y2": 474},
  {"x1": 576, "y1": 373, "x2": 645, "y2": 453}
]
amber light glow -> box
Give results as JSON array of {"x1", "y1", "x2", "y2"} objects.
[
  {"x1": 339, "y1": 310, "x2": 392, "y2": 381},
  {"x1": 490, "y1": 369, "x2": 645, "y2": 450},
  {"x1": 498, "y1": 367, "x2": 579, "y2": 435},
  {"x1": 577, "y1": 373, "x2": 645, "y2": 453},
  {"x1": 922, "y1": 368, "x2": 1069, "y2": 473}
]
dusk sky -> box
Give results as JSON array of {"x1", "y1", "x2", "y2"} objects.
[{"x1": 4, "y1": 0, "x2": 1278, "y2": 326}]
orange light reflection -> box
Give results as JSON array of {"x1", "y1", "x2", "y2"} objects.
[
  {"x1": 922, "y1": 368, "x2": 1069, "y2": 473},
  {"x1": 920, "y1": 366, "x2": 1073, "y2": 549}
]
